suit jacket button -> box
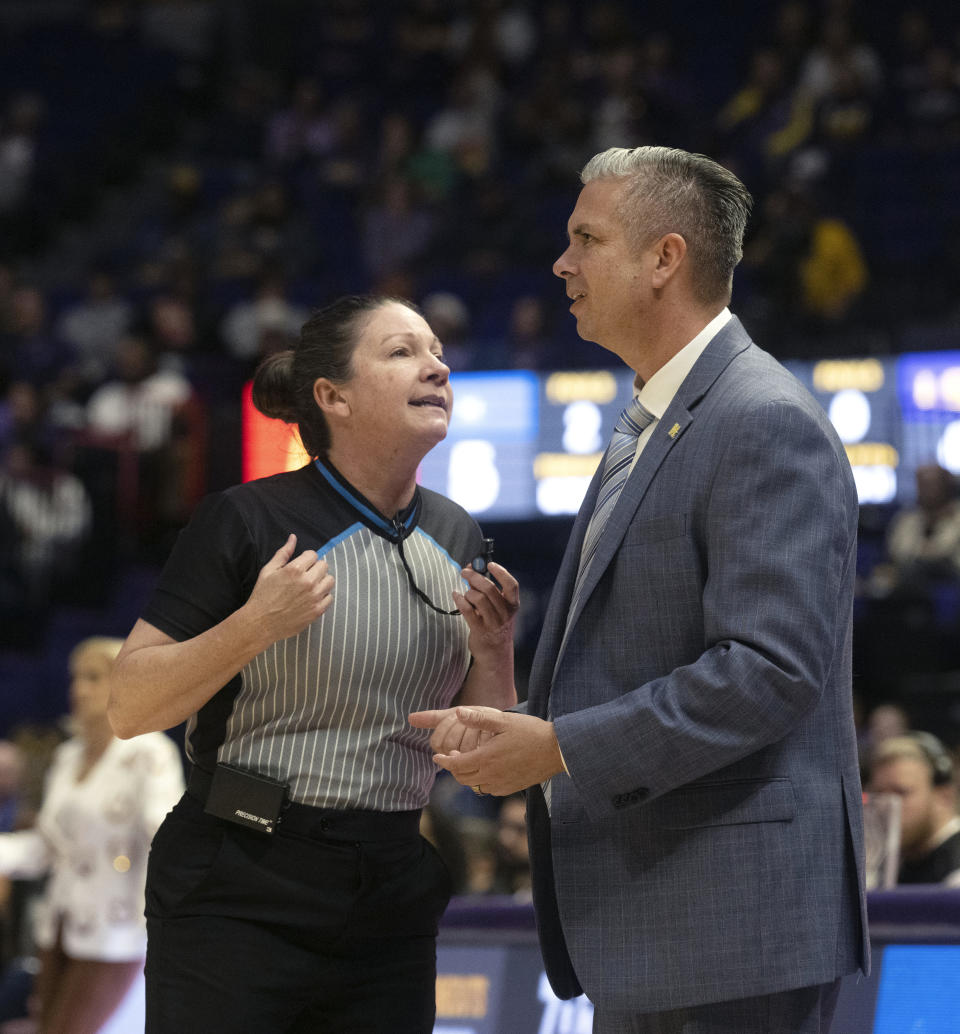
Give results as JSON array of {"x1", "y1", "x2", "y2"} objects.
[{"x1": 613, "y1": 787, "x2": 649, "y2": 808}]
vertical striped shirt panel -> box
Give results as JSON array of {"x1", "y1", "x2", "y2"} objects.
[{"x1": 218, "y1": 525, "x2": 471, "y2": 811}]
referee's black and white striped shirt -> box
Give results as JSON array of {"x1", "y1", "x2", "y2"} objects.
[{"x1": 142, "y1": 458, "x2": 484, "y2": 812}]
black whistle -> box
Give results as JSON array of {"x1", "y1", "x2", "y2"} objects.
[{"x1": 471, "y1": 538, "x2": 501, "y2": 588}]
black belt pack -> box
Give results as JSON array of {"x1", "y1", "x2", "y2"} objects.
[{"x1": 203, "y1": 763, "x2": 289, "y2": 835}]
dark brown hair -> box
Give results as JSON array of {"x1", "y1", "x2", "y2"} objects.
[{"x1": 251, "y1": 294, "x2": 419, "y2": 458}]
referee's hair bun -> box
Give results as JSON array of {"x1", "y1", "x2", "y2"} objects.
[{"x1": 251, "y1": 349, "x2": 297, "y2": 422}]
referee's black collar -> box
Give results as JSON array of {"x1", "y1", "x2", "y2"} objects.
[{"x1": 312, "y1": 457, "x2": 420, "y2": 541}]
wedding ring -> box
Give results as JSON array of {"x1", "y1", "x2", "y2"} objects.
[{"x1": 472, "y1": 785, "x2": 483, "y2": 795}]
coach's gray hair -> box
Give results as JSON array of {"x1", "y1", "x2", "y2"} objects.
[{"x1": 581, "y1": 146, "x2": 753, "y2": 305}]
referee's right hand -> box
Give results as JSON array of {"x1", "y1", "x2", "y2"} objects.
[{"x1": 248, "y1": 533, "x2": 335, "y2": 642}]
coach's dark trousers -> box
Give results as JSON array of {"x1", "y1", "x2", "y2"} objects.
[{"x1": 144, "y1": 785, "x2": 450, "y2": 1034}]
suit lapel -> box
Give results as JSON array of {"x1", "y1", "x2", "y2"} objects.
[{"x1": 537, "y1": 317, "x2": 754, "y2": 689}]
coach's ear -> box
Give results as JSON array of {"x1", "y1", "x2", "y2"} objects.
[{"x1": 650, "y1": 232, "x2": 687, "y2": 290}]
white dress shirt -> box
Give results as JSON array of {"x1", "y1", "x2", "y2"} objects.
[{"x1": 629, "y1": 307, "x2": 732, "y2": 471}]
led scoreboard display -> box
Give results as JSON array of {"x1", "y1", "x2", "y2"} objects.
[
  {"x1": 783, "y1": 357, "x2": 902, "y2": 505},
  {"x1": 896, "y1": 351, "x2": 960, "y2": 503},
  {"x1": 242, "y1": 349, "x2": 960, "y2": 512},
  {"x1": 416, "y1": 371, "x2": 539, "y2": 519},
  {"x1": 533, "y1": 369, "x2": 636, "y2": 515}
]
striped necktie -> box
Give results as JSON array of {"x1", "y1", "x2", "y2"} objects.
[
  {"x1": 546, "y1": 395, "x2": 656, "y2": 802},
  {"x1": 569, "y1": 395, "x2": 656, "y2": 617}
]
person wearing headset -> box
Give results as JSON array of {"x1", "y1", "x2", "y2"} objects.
[
  {"x1": 867, "y1": 731, "x2": 960, "y2": 885},
  {"x1": 106, "y1": 294, "x2": 519, "y2": 1034}
]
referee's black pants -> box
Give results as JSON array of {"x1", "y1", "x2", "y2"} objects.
[{"x1": 144, "y1": 786, "x2": 451, "y2": 1034}]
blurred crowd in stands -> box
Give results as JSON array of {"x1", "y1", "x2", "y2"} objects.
[
  {"x1": 1, "y1": 1, "x2": 960, "y2": 1027},
  {"x1": 0, "y1": 2, "x2": 958, "y2": 695},
  {"x1": 1, "y1": 0, "x2": 959, "y2": 751}
]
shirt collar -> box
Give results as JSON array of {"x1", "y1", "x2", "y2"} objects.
[
  {"x1": 313, "y1": 456, "x2": 419, "y2": 539},
  {"x1": 636, "y1": 308, "x2": 732, "y2": 419}
]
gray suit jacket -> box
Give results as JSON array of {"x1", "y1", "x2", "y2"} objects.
[{"x1": 526, "y1": 317, "x2": 869, "y2": 1012}]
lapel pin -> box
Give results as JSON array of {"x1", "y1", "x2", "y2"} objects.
[{"x1": 668, "y1": 422, "x2": 681, "y2": 439}]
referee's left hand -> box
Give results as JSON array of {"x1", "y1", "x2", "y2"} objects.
[{"x1": 452, "y1": 562, "x2": 518, "y2": 659}]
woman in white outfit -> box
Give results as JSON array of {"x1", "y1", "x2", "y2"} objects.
[{"x1": 0, "y1": 637, "x2": 184, "y2": 1033}]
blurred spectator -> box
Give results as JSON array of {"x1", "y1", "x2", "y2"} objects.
[
  {"x1": 0, "y1": 746, "x2": 22, "y2": 836},
  {"x1": 741, "y1": 184, "x2": 867, "y2": 339},
  {"x1": 448, "y1": 1, "x2": 539, "y2": 69},
  {"x1": 0, "y1": 438, "x2": 92, "y2": 649},
  {"x1": 140, "y1": 0, "x2": 218, "y2": 61},
  {"x1": 797, "y1": 201, "x2": 868, "y2": 325},
  {"x1": 0, "y1": 383, "x2": 56, "y2": 461},
  {"x1": 376, "y1": 112, "x2": 459, "y2": 206},
  {"x1": 421, "y1": 292, "x2": 474, "y2": 371},
  {"x1": 460, "y1": 817, "x2": 499, "y2": 895},
  {"x1": 807, "y1": 62, "x2": 878, "y2": 157},
  {"x1": 479, "y1": 294, "x2": 566, "y2": 370},
  {"x1": 219, "y1": 270, "x2": 307, "y2": 367},
  {"x1": 0, "y1": 288, "x2": 75, "y2": 392},
  {"x1": 866, "y1": 703, "x2": 911, "y2": 749},
  {"x1": 715, "y1": 48, "x2": 813, "y2": 186},
  {"x1": 0, "y1": 264, "x2": 14, "y2": 338},
  {"x1": 867, "y1": 732, "x2": 960, "y2": 885},
  {"x1": 211, "y1": 178, "x2": 314, "y2": 284},
  {"x1": 314, "y1": 0, "x2": 379, "y2": 89},
  {"x1": 877, "y1": 464, "x2": 960, "y2": 596},
  {"x1": 424, "y1": 63, "x2": 502, "y2": 179},
  {"x1": 390, "y1": 0, "x2": 456, "y2": 97},
  {"x1": 768, "y1": 0, "x2": 816, "y2": 82},
  {"x1": 580, "y1": 0, "x2": 634, "y2": 62},
  {"x1": 0, "y1": 726, "x2": 62, "y2": 1025},
  {"x1": 4, "y1": 2, "x2": 960, "y2": 819},
  {"x1": 489, "y1": 794, "x2": 531, "y2": 898},
  {"x1": 857, "y1": 701, "x2": 911, "y2": 776},
  {"x1": 146, "y1": 294, "x2": 201, "y2": 368},
  {"x1": 0, "y1": 93, "x2": 44, "y2": 214},
  {"x1": 856, "y1": 465, "x2": 960, "y2": 701},
  {"x1": 890, "y1": 7, "x2": 936, "y2": 100},
  {"x1": 373, "y1": 111, "x2": 417, "y2": 182},
  {"x1": 85, "y1": 335, "x2": 194, "y2": 455},
  {"x1": 245, "y1": 178, "x2": 313, "y2": 277},
  {"x1": 505, "y1": 63, "x2": 592, "y2": 192},
  {"x1": 203, "y1": 65, "x2": 278, "y2": 162},
  {"x1": 126, "y1": 166, "x2": 209, "y2": 292},
  {"x1": 316, "y1": 97, "x2": 370, "y2": 195},
  {"x1": 55, "y1": 269, "x2": 135, "y2": 388},
  {"x1": 420, "y1": 805, "x2": 469, "y2": 896},
  {"x1": 434, "y1": 172, "x2": 542, "y2": 279},
  {"x1": 0, "y1": 93, "x2": 45, "y2": 257},
  {"x1": 500, "y1": 295, "x2": 554, "y2": 370},
  {"x1": 0, "y1": 742, "x2": 25, "y2": 995},
  {"x1": 591, "y1": 43, "x2": 658, "y2": 153},
  {"x1": 635, "y1": 31, "x2": 700, "y2": 148},
  {"x1": 798, "y1": 14, "x2": 883, "y2": 104},
  {"x1": 1, "y1": 729, "x2": 63, "y2": 836},
  {"x1": 264, "y1": 75, "x2": 336, "y2": 169},
  {"x1": 900, "y1": 46, "x2": 960, "y2": 143},
  {"x1": 84, "y1": 334, "x2": 203, "y2": 551},
  {"x1": 0, "y1": 637, "x2": 184, "y2": 1033},
  {"x1": 360, "y1": 176, "x2": 437, "y2": 283},
  {"x1": 0, "y1": 742, "x2": 22, "y2": 954}
]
